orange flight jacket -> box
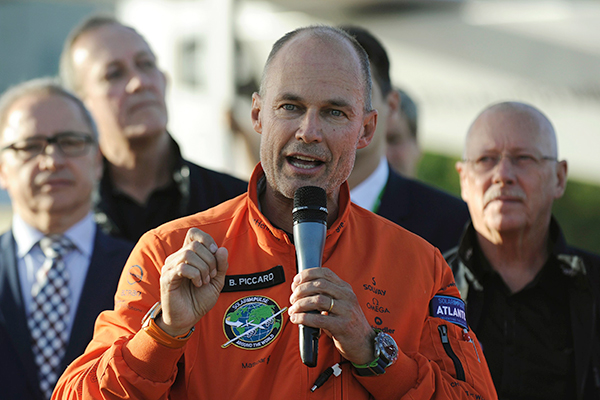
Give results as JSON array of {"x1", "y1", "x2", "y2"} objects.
[{"x1": 54, "y1": 164, "x2": 496, "y2": 399}]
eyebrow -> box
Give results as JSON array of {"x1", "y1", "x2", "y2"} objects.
[
  {"x1": 134, "y1": 50, "x2": 156, "y2": 60},
  {"x1": 105, "y1": 51, "x2": 155, "y2": 67},
  {"x1": 277, "y1": 93, "x2": 352, "y2": 109},
  {"x1": 278, "y1": 93, "x2": 302, "y2": 103},
  {"x1": 476, "y1": 147, "x2": 541, "y2": 154},
  {"x1": 16, "y1": 131, "x2": 94, "y2": 140}
]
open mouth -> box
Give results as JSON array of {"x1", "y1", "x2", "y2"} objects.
[{"x1": 287, "y1": 155, "x2": 324, "y2": 169}]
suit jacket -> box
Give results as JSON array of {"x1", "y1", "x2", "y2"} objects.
[
  {"x1": 377, "y1": 166, "x2": 470, "y2": 254},
  {"x1": 0, "y1": 227, "x2": 133, "y2": 400}
]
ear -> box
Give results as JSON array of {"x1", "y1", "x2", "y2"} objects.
[
  {"x1": 94, "y1": 147, "x2": 103, "y2": 181},
  {"x1": 0, "y1": 157, "x2": 9, "y2": 190},
  {"x1": 553, "y1": 160, "x2": 568, "y2": 199},
  {"x1": 251, "y1": 92, "x2": 263, "y2": 134},
  {"x1": 160, "y1": 68, "x2": 169, "y2": 89},
  {"x1": 386, "y1": 89, "x2": 400, "y2": 122},
  {"x1": 357, "y1": 109, "x2": 378, "y2": 149},
  {"x1": 455, "y1": 160, "x2": 469, "y2": 202}
]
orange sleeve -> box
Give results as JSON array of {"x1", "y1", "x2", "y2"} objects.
[
  {"x1": 53, "y1": 231, "x2": 187, "y2": 400},
  {"x1": 353, "y1": 249, "x2": 498, "y2": 400}
]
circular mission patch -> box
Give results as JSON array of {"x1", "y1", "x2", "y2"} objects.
[{"x1": 222, "y1": 295, "x2": 284, "y2": 350}]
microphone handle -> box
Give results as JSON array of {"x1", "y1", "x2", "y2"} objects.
[
  {"x1": 293, "y1": 221, "x2": 326, "y2": 368},
  {"x1": 300, "y1": 324, "x2": 320, "y2": 367}
]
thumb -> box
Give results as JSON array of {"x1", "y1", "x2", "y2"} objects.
[
  {"x1": 213, "y1": 247, "x2": 229, "y2": 280},
  {"x1": 184, "y1": 227, "x2": 218, "y2": 254}
]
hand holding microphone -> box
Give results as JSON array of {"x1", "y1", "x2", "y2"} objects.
[{"x1": 289, "y1": 187, "x2": 383, "y2": 368}]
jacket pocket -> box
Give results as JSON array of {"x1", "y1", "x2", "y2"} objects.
[
  {"x1": 438, "y1": 324, "x2": 465, "y2": 381},
  {"x1": 420, "y1": 316, "x2": 493, "y2": 391}
]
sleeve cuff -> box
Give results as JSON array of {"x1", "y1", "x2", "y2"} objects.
[{"x1": 122, "y1": 329, "x2": 187, "y2": 382}]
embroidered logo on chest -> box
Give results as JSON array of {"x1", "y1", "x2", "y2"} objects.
[{"x1": 222, "y1": 296, "x2": 286, "y2": 350}]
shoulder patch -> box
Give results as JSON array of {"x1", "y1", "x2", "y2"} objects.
[{"x1": 430, "y1": 295, "x2": 468, "y2": 329}]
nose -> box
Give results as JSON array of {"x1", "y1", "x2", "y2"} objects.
[
  {"x1": 125, "y1": 70, "x2": 150, "y2": 93},
  {"x1": 492, "y1": 154, "x2": 516, "y2": 185},
  {"x1": 38, "y1": 143, "x2": 66, "y2": 171},
  {"x1": 295, "y1": 110, "x2": 323, "y2": 144}
]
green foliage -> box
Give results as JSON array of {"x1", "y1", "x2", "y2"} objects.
[
  {"x1": 416, "y1": 152, "x2": 462, "y2": 197},
  {"x1": 553, "y1": 181, "x2": 600, "y2": 253},
  {"x1": 416, "y1": 152, "x2": 600, "y2": 254}
]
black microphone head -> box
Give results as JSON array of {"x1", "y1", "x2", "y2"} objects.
[{"x1": 292, "y1": 186, "x2": 328, "y2": 224}]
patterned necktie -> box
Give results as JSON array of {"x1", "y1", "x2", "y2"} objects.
[{"x1": 28, "y1": 235, "x2": 76, "y2": 400}]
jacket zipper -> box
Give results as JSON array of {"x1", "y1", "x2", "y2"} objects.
[{"x1": 438, "y1": 325, "x2": 466, "y2": 381}]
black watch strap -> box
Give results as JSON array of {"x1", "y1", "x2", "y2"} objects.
[{"x1": 352, "y1": 329, "x2": 398, "y2": 377}]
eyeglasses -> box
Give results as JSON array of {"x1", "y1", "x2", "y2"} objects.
[
  {"x1": 463, "y1": 153, "x2": 558, "y2": 173},
  {"x1": 1, "y1": 132, "x2": 95, "y2": 160}
]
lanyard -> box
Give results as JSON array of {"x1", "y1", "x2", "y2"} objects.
[{"x1": 372, "y1": 183, "x2": 387, "y2": 214}]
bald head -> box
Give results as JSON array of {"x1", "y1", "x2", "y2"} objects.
[
  {"x1": 259, "y1": 26, "x2": 373, "y2": 112},
  {"x1": 465, "y1": 101, "x2": 558, "y2": 160},
  {"x1": 0, "y1": 78, "x2": 98, "y2": 142},
  {"x1": 60, "y1": 16, "x2": 125, "y2": 95}
]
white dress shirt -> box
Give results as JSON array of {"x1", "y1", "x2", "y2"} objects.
[
  {"x1": 13, "y1": 213, "x2": 96, "y2": 339},
  {"x1": 350, "y1": 156, "x2": 389, "y2": 212}
]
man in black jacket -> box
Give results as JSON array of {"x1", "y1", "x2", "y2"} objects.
[
  {"x1": 60, "y1": 16, "x2": 247, "y2": 242},
  {"x1": 446, "y1": 101, "x2": 600, "y2": 400},
  {"x1": 341, "y1": 26, "x2": 469, "y2": 253}
]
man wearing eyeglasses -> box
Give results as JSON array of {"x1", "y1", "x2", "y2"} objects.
[
  {"x1": 0, "y1": 78, "x2": 133, "y2": 400},
  {"x1": 446, "y1": 101, "x2": 600, "y2": 400}
]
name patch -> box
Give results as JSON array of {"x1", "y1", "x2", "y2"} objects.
[
  {"x1": 430, "y1": 295, "x2": 468, "y2": 329},
  {"x1": 222, "y1": 265, "x2": 286, "y2": 292}
]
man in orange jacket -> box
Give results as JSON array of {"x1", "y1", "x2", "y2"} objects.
[{"x1": 54, "y1": 25, "x2": 496, "y2": 399}]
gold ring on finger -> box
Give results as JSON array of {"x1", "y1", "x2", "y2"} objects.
[{"x1": 327, "y1": 297, "x2": 334, "y2": 313}]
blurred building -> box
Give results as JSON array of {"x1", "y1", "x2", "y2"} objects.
[
  {"x1": 2, "y1": 0, "x2": 600, "y2": 233},
  {"x1": 120, "y1": 0, "x2": 600, "y2": 185}
]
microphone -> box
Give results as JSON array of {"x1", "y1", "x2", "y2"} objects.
[{"x1": 292, "y1": 186, "x2": 328, "y2": 368}]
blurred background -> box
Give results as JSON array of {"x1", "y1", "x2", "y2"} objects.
[{"x1": 1, "y1": 0, "x2": 599, "y2": 252}]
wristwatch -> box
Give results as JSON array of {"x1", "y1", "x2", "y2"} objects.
[
  {"x1": 141, "y1": 301, "x2": 195, "y2": 348},
  {"x1": 352, "y1": 330, "x2": 399, "y2": 376}
]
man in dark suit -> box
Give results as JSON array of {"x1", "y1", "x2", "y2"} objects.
[
  {"x1": 0, "y1": 78, "x2": 133, "y2": 400},
  {"x1": 341, "y1": 26, "x2": 469, "y2": 254}
]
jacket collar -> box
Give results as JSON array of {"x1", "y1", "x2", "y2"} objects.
[
  {"x1": 95, "y1": 133, "x2": 191, "y2": 236},
  {"x1": 457, "y1": 216, "x2": 587, "y2": 293},
  {"x1": 245, "y1": 163, "x2": 352, "y2": 252},
  {"x1": 99, "y1": 133, "x2": 187, "y2": 195}
]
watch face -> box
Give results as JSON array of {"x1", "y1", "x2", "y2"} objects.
[{"x1": 376, "y1": 333, "x2": 399, "y2": 364}]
